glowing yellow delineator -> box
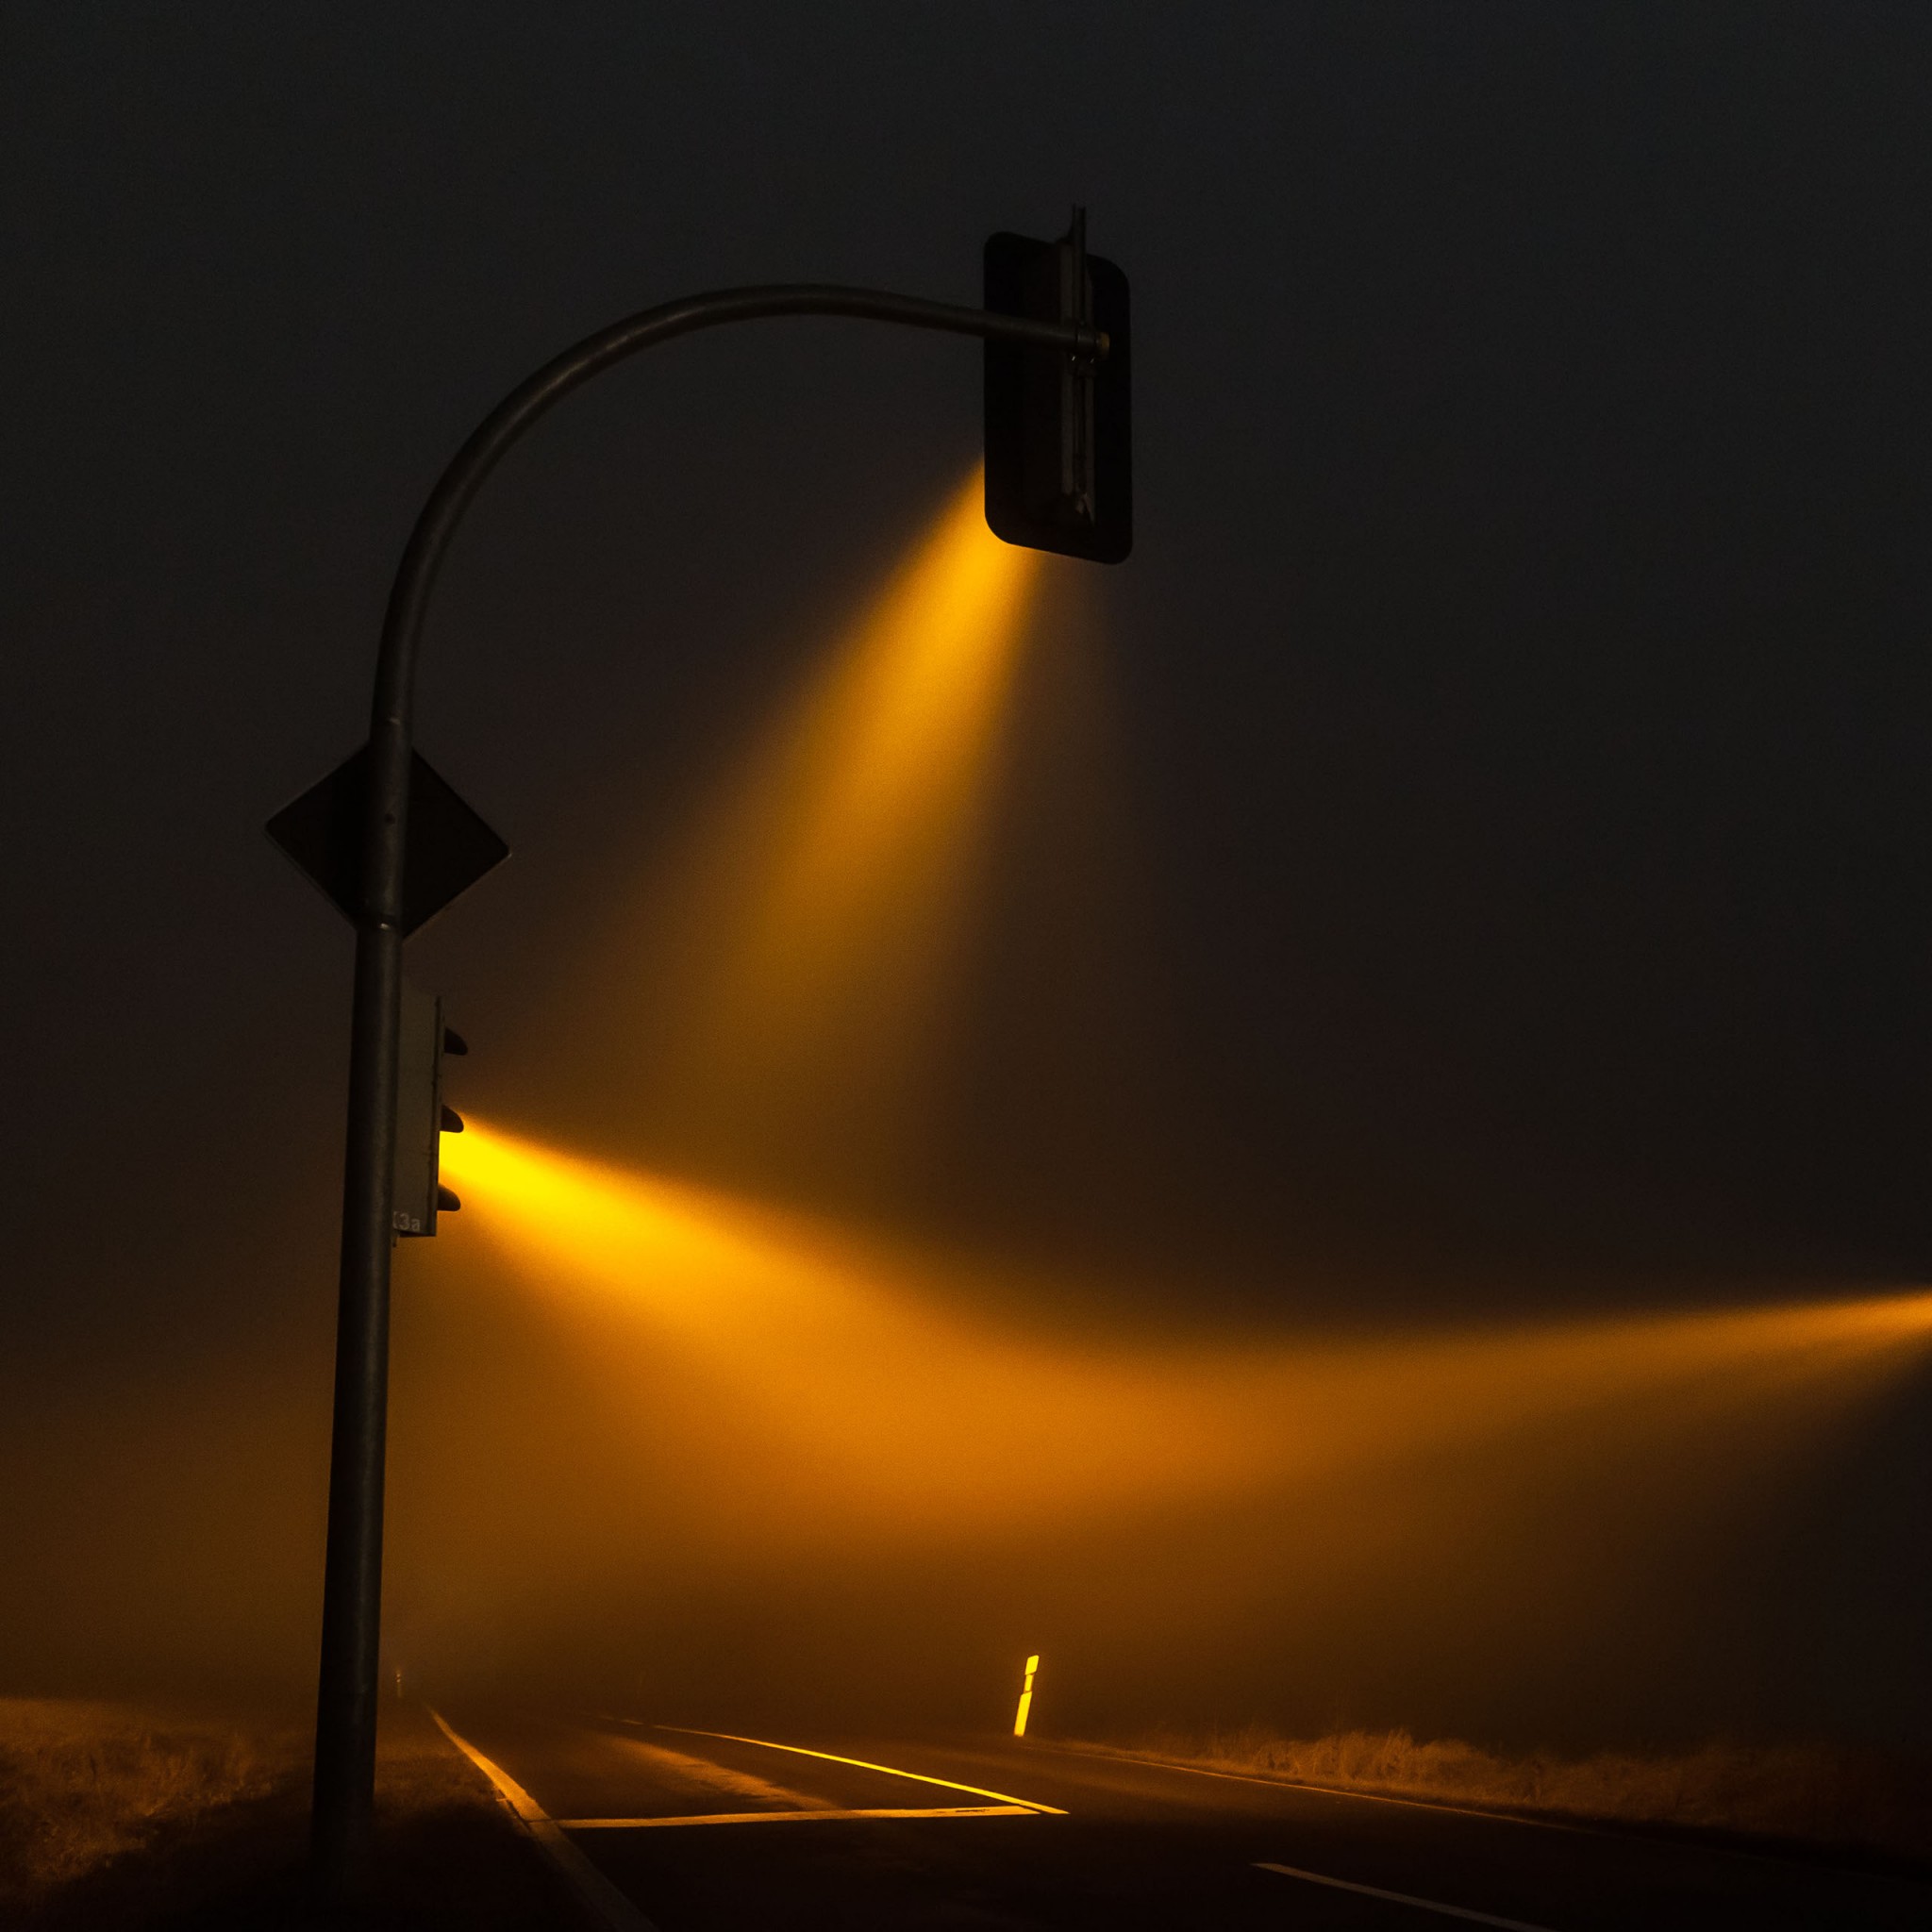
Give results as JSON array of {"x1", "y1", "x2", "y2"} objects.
[{"x1": 1013, "y1": 1655, "x2": 1041, "y2": 1738}]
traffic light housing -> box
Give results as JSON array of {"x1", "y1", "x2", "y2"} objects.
[
  {"x1": 392, "y1": 984, "x2": 464, "y2": 1237},
  {"x1": 983, "y1": 208, "x2": 1131, "y2": 563}
]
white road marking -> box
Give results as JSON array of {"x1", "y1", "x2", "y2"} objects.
[
  {"x1": 560, "y1": 1805, "x2": 1035, "y2": 1827},
  {"x1": 427, "y1": 1707, "x2": 659, "y2": 1932},
  {"x1": 1046, "y1": 1742, "x2": 1593, "y2": 1836},
  {"x1": 1257, "y1": 1861, "x2": 1557, "y2": 1930},
  {"x1": 652, "y1": 1724, "x2": 1068, "y2": 1814}
]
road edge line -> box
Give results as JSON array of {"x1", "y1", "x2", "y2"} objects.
[
  {"x1": 1037, "y1": 1740, "x2": 1602, "y2": 1837},
  {"x1": 427, "y1": 1707, "x2": 660, "y2": 1932},
  {"x1": 1039, "y1": 1737, "x2": 1911, "y2": 1879}
]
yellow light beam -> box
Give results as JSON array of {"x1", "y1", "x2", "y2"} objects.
[
  {"x1": 438, "y1": 1120, "x2": 1932, "y2": 1547},
  {"x1": 635, "y1": 469, "x2": 1043, "y2": 1156}
]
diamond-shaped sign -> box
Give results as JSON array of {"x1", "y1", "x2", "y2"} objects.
[{"x1": 266, "y1": 744, "x2": 508, "y2": 938}]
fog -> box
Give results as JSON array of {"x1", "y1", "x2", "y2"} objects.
[
  {"x1": 8, "y1": 469, "x2": 1931, "y2": 1757},
  {"x1": 401, "y1": 1119, "x2": 1932, "y2": 1749}
]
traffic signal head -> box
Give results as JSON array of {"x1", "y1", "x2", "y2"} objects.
[
  {"x1": 392, "y1": 984, "x2": 464, "y2": 1237},
  {"x1": 983, "y1": 208, "x2": 1131, "y2": 564}
]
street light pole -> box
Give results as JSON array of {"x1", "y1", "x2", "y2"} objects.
[{"x1": 309, "y1": 282, "x2": 1110, "y2": 1893}]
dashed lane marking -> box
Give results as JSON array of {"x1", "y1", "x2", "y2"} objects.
[{"x1": 1257, "y1": 1861, "x2": 1556, "y2": 1930}]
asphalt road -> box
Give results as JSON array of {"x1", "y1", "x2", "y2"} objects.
[{"x1": 429, "y1": 1706, "x2": 1932, "y2": 1931}]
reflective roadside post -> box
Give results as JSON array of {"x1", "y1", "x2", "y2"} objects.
[
  {"x1": 286, "y1": 209, "x2": 1131, "y2": 1898},
  {"x1": 1014, "y1": 1655, "x2": 1041, "y2": 1738}
]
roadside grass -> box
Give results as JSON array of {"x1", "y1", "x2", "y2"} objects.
[
  {"x1": 0, "y1": 1698, "x2": 562, "y2": 1928},
  {"x1": 1073, "y1": 1725, "x2": 1932, "y2": 1862},
  {"x1": 0, "y1": 1699, "x2": 303, "y2": 1912}
]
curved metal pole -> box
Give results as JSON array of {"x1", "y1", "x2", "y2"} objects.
[{"x1": 311, "y1": 284, "x2": 1108, "y2": 1890}]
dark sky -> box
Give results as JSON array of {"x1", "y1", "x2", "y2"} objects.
[{"x1": 8, "y1": 4, "x2": 1932, "y2": 1726}]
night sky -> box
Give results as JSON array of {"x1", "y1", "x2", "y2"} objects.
[{"x1": 7, "y1": 5, "x2": 1932, "y2": 1738}]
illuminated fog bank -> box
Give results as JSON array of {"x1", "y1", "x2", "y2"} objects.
[{"x1": 400, "y1": 1119, "x2": 1932, "y2": 1744}]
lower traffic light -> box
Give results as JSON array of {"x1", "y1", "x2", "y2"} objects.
[{"x1": 392, "y1": 984, "x2": 465, "y2": 1237}]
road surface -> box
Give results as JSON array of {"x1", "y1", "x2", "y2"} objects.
[{"x1": 428, "y1": 1706, "x2": 1931, "y2": 1930}]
